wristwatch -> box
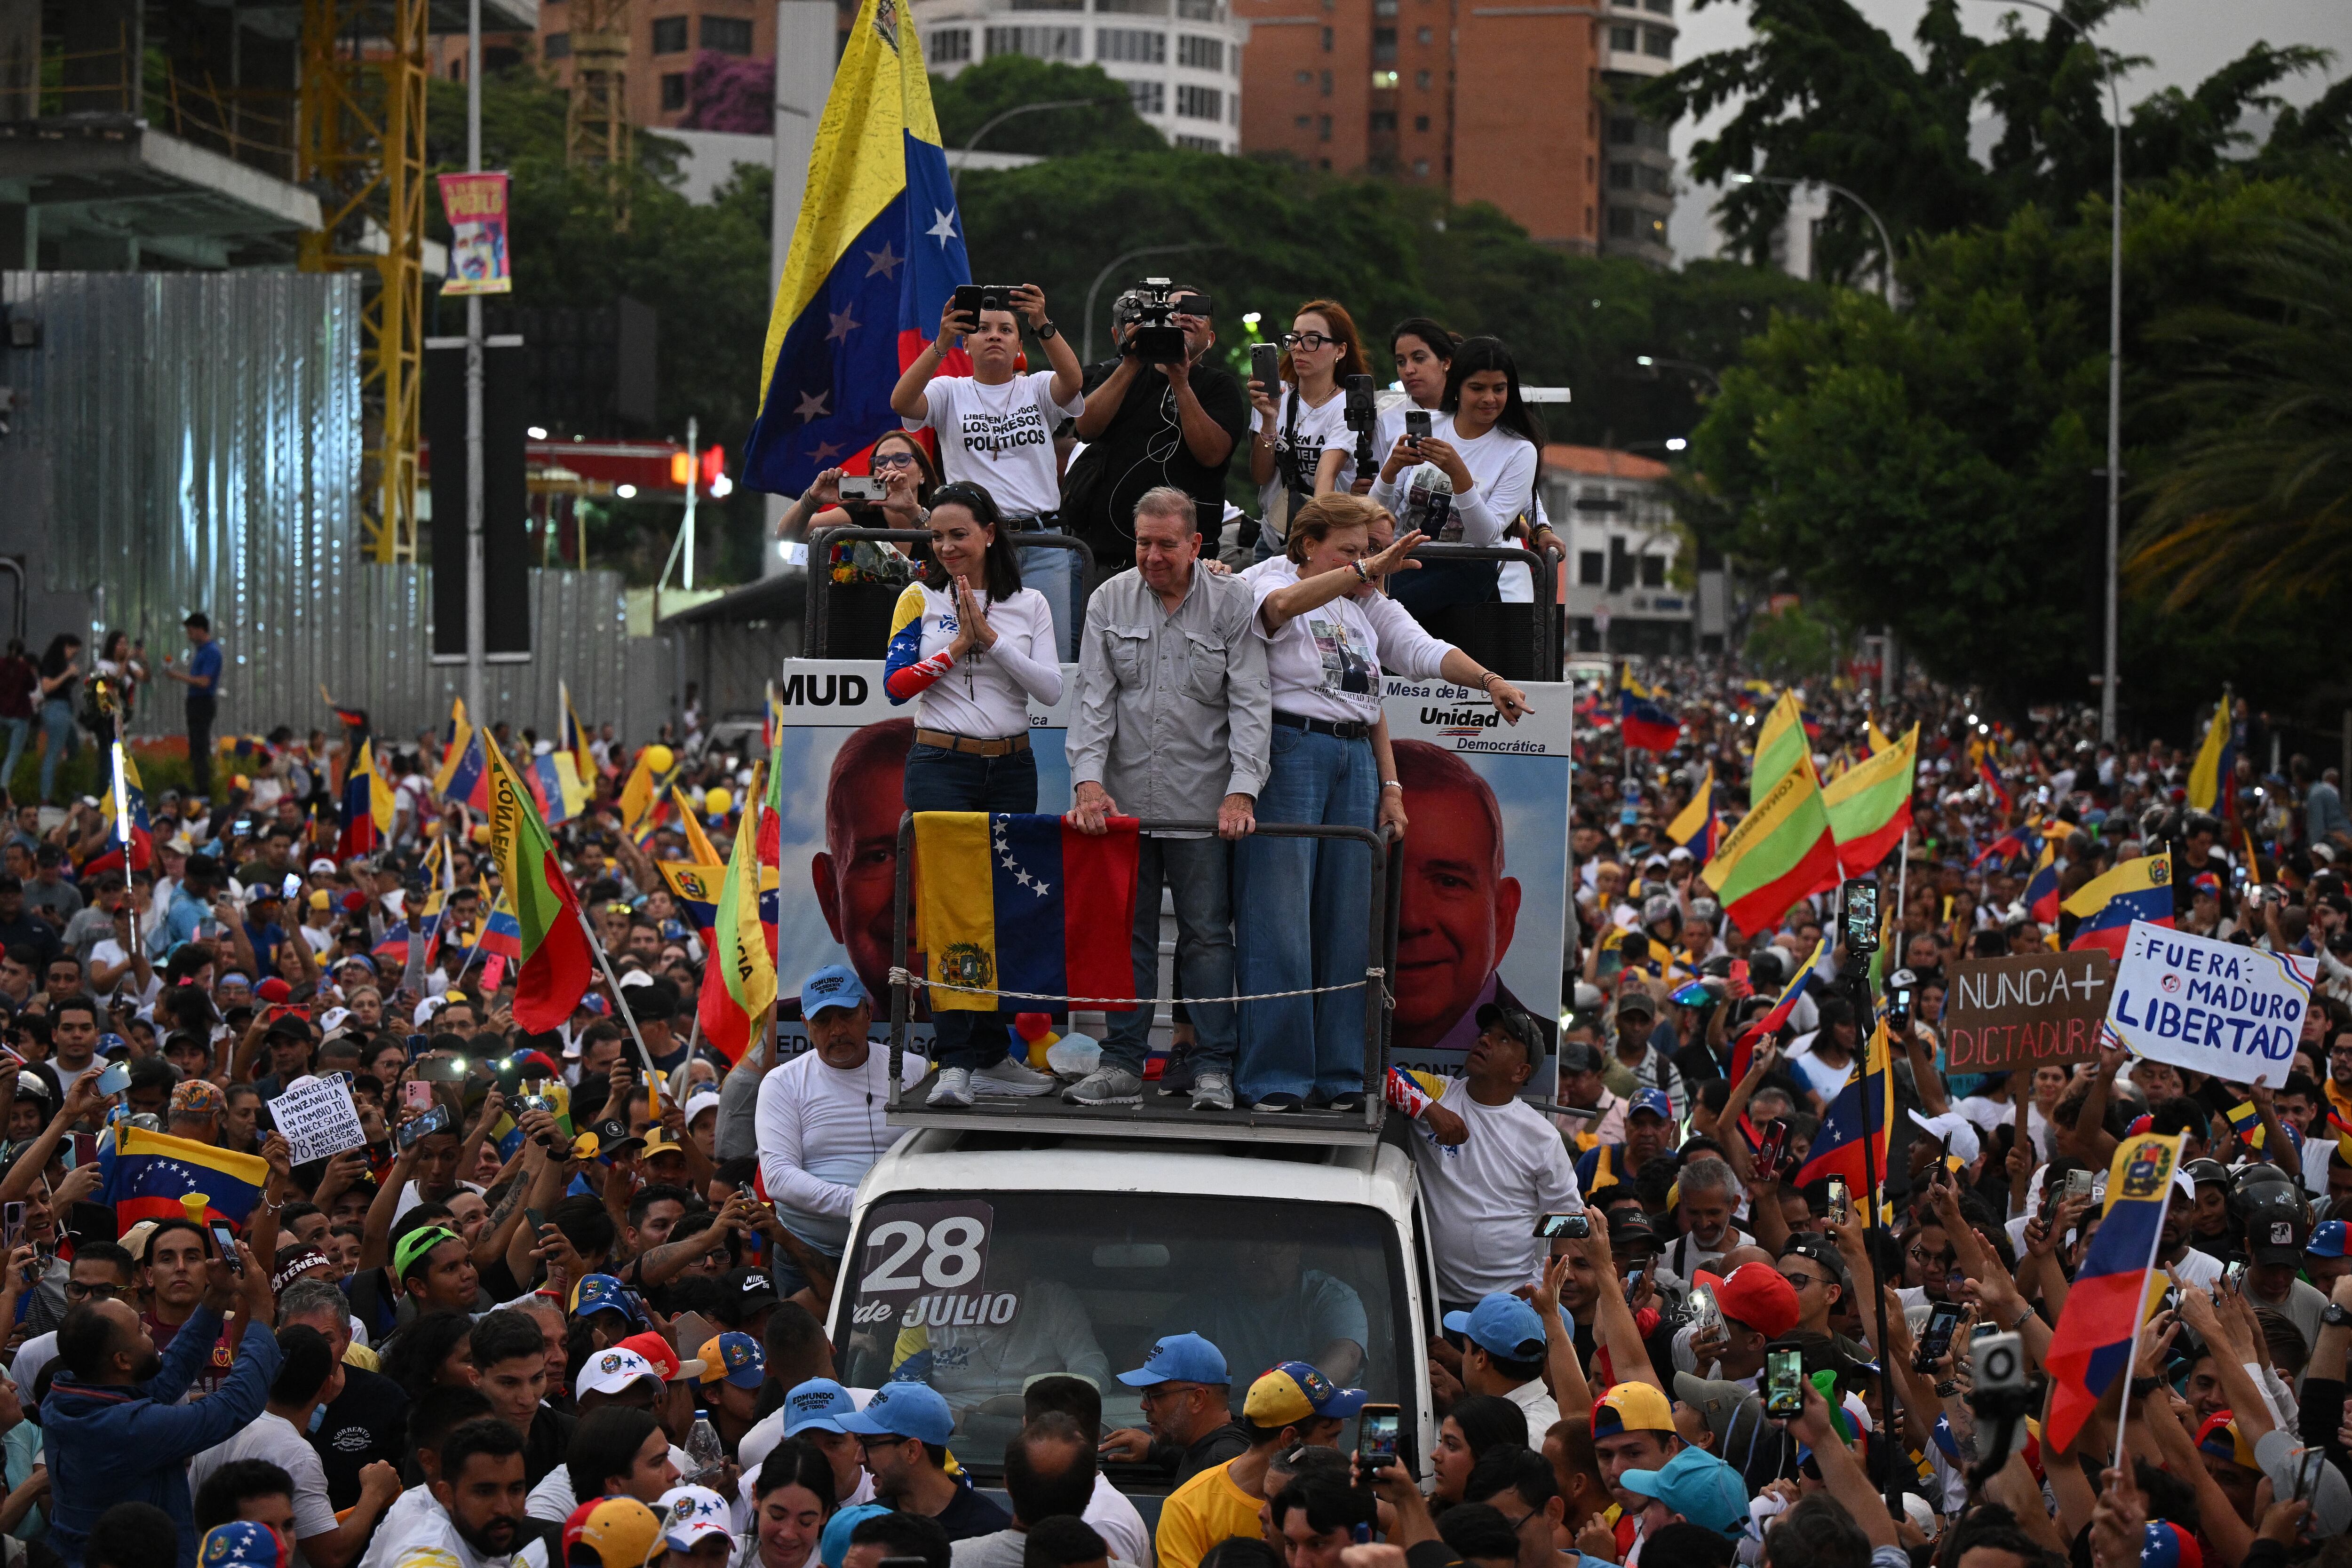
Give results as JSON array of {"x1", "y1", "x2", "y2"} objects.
[
  {"x1": 2324, "y1": 1301, "x2": 2352, "y2": 1328},
  {"x1": 1350, "y1": 560, "x2": 1370, "y2": 583},
  {"x1": 1035, "y1": 320, "x2": 1059, "y2": 340}
]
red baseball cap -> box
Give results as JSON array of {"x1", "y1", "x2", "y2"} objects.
[
  {"x1": 617, "y1": 1330, "x2": 706, "y2": 1383},
  {"x1": 1698, "y1": 1261, "x2": 1800, "y2": 1338}
]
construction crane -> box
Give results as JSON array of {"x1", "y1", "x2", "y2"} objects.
[
  {"x1": 566, "y1": 0, "x2": 633, "y2": 211},
  {"x1": 296, "y1": 0, "x2": 429, "y2": 565}
]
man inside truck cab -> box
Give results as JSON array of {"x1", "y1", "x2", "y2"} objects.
[{"x1": 1100, "y1": 1332, "x2": 1247, "y2": 1485}]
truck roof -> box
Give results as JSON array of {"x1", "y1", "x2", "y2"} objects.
[{"x1": 859, "y1": 1126, "x2": 1420, "y2": 1216}]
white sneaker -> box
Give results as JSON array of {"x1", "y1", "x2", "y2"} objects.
[
  {"x1": 1062, "y1": 1067, "x2": 1144, "y2": 1106},
  {"x1": 1190, "y1": 1072, "x2": 1235, "y2": 1111},
  {"x1": 930, "y1": 1067, "x2": 975, "y2": 1107},
  {"x1": 972, "y1": 1057, "x2": 1057, "y2": 1097}
]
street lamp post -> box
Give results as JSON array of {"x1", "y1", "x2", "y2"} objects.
[
  {"x1": 1633, "y1": 354, "x2": 1721, "y2": 396},
  {"x1": 1966, "y1": 0, "x2": 2124, "y2": 742},
  {"x1": 952, "y1": 98, "x2": 1104, "y2": 194},
  {"x1": 1729, "y1": 172, "x2": 1897, "y2": 306}
]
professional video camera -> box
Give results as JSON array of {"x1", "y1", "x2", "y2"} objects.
[{"x1": 1120, "y1": 278, "x2": 1211, "y2": 365}]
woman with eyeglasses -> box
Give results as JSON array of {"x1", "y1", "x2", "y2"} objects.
[
  {"x1": 883, "y1": 483, "x2": 1064, "y2": 1108},
  {"x1": 1247, "y1": 300, "x2": 1369, "y2": 553},
  {"x1": 774, "y1": 429, "x2": 941, "y2": 579}
]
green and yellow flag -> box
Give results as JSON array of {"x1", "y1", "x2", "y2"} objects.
[
  {"x1": 1825, "y1": 722, "x2": 1918, "y2": 876},
  {"x1": 1749, "y1": 691, "x2": 1809, "y2": 806},
  {"x1": 697, "y1": 764, "x2": 777, "y2": 1064},
  {"x1": 482, "y1": 739, "x2": 595, "y2": 1032},
  {"x1": 1705, "y1": 761, "x2": 1840, "y2": 938}
]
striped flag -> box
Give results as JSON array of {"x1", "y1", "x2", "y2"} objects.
[
  {"x1": 2045, "y1": 1133, "x2": 2183, "y2": 1453},
  {"x1": 1749, "y1": 691, "x2": 1808, "y2": 806},
  {"x1": 1824, "y1": 722, "x2": 1917, "y2": 876},
  {"x1": 697, "y1": 765, "x2": 778, "y2": 1063},
  {"x1": 2062, "y1": 855, "x2": 2173, "y2": 957},
  {"x1": 481, "y1": 739, "x2": 594, "y2": 1031},
  {"x1": 1702, "y1": 762, "x2": 1840, "y2": 938},
  {"x1": 1730, "y1": 936, "x2": 1825, "y2": 1085}
]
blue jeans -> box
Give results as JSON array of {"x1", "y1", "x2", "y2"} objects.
[
  {"x1": 1391, "y1": 557, "x2": 1497, "y2": 619},
  {"x1": 1016, "y1": 534, "x2": 1079, "y2": 662},
  {"x1": 1233, "y1": 727, "x2": 1376, "y2": 1103},
  {"x1": 904, "y1": 739, "x2": 1037, "y2": 1071},
  {"x1": 38, "y1": 698, "x2": 75, "y2": 802},
  {"x1": 1104, "y1": 834, "x2": 1236, "y2": 1078},
  {"x1": 0, "y1": 718, "x2": 27, "y2": 799}
]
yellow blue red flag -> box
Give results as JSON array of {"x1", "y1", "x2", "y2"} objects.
[
  {"x1": 742, "y1": 0, "x2": 970, "y2": 492},
  {"x1": 97, "y1": 1125, "x2": 267, "y2": 1235},
  {"x1": 914, "y1": 813, "x2": 1140, "y2": 1012},
  {"x1": 2045, "y1": 1132, "x2": 2182, "y2": 1453}
]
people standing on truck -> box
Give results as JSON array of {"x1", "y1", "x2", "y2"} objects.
[
  {"x1": 1097, "y1": 1334, "x2": 1246, "y2": 1486},
  {"x1": 1065, "y1": 485, "x2": 1271, "y2": 1113},
  {"x1": 1398, "y1": 1004, "x2": 1581, "y2": 1315},
  {"x1": 755, "y1": 966, "x2": 928, "y2": 1296},
  {"x1": 837, "y1": 1381, "x2": 1010, "y2": 1544},
  {"x1": 881, "y1": 486, "x2": 1065, "y2": 1109},
  {"x1": 891, "y1": 285, "x2": 1087, "y2": 658},
  {"x1": 1235, "y1": 497, "x2": 1532, "y2": 1112}
]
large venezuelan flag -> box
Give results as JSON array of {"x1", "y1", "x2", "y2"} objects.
[
  {"x1": 914, "y1": 813, "x2": 1140, "y2": 1012},
  {"x1": 743, "y1": 0, "x2": 970, "y2": 494},
  {"x1": 1791, "y1": 1016, "x2": 1894, "y2": 1191},
  {"x1": 2045, "y1": 1132, "x2": 2182, "y2": 1453},
  {"x1": 2185, "y1": 694, "x2": 2236, "y2": 819},
  {"x1": 2062, "y1": 854, "x2": 2173, "y2": 958},
  {"x1": 2022, "y1": 839, "x2": 2061, "y2": 925},
  {"x1": 98, "y1": 1125, "x2": 267, "y2": 1235},
  {"x1": 433, "y1": 699, "x2": 490, "y2": 810},
  {"x1": 1666, "y1": 764, "x2": 1723, "y2": 862},
  {"x1": 1618, "y1": 674, "x2": 1681, "y2": 752}
]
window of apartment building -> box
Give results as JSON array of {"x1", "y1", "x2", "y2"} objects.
[
  {"x1": 1607, "y1": 206, "x2": 1635, "y2": 236},
  {"x1": 1641, "y1": 25, "x2": 1670, "y2": 55},
  {"x1": 1176, "y1": 132, "x2": 1222, "y2": 148},
  {"x1": 1585, "y1": 154, "x2": 1594, "y2": 179},
  {"x1": 1320, "y1": 68, "x2": 1333, "y2": 93},
  {"x1": 1129, "y1": 79, "x2": 1166, "y2": 113},
  {"x1": 1099, "y1": 27, "x2": 1165, "y2": 61},
  {"x1": 1374, "y1": 0, "x2": 1398, "y2": 14},
  {"x1": 1608, "y1": 115, "x2": 1636, "y2": 142},
  {"x1": 1608, "y1": 161, "x2": 1633, "y2": 189},
  {"x1": 1413, "y1": 113, "x2": 1428, "y2": 130},
  {"x1": 1177, "y1": 0, "x2": 1221, "y2": 18},
  {"x1": 1371, "y1": 25, "x2": 1396, "y2": 61},
  {"x1": 702, "y1": 15, "x2": 754, "y2": 52},
  {"x1": 1319, "y1": 113, "x2": 1333, "y2": 140},
  {"x1": 1321, "y1": 25, "x2": 1334, "y2": 49},
  {"x1": 1578, "y1": 551, "x2": 1604, "y2": 586},
  {"x1": 660, "y1": 72, "x2": 688, "y2": 108},
  {"x1": 1370, "y1": 110, "x2": 1397, "y2": 131},
  {"x1": 1178, "y1": 33, "x2": 1222, "y2": 67},
  {"x1": 1415, "y1": 25, "x2": 1431, "y2": 42},
  {"x1": 986, "y1": 24, "x2": 1085, "y2": 57},
  {"x1": 1177, "y1": 84, "x2": 1223, "y2": 119},
  {"x1": 1372, "y1": 68, "x2": 1398, "y2": 88},
  {"x1": 1643, "y1": 0, "x2": 1671, "y2": 11},
  {"x1": 542, "y1": 32, "x2": 571, "y2": 58},
  {"x1": 1295, "y1": 114, "x2": 1312, "y2": 127},
  {"x1": 1639, "y1": 554, "x2": 1666, "y2": 588},
  {"x1": 1093, "y1": 0, "x2": 1167, "y2": 12},
  {"x1": 1412, "y1": 157, "x2": 1429, "y2": 176},
  {"x1": 1608, "y1": 24, "x2": 1636, "y2": 50},
  {"x1": 1585, "y1": 204, "x2": 1594, "y2": 232},
  {"x1": 929, "y1": 27, "x2": 972, "y2": 59},
  {"x1": 1642, "y1": 164, "x2": 1670, "y2": 195},
  {"x1": 1295, "y1": 68, "x2": 1312, "y2": 83},
  {"x1": 1414, "y1": 68, "x2": 1430, "y2": 88},
  {"x1": 652, "y1": 15, "x2": 688, "y2": 52}
]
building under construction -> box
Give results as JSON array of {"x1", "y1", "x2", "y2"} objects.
[{"x1": 0, "y1": 0, "x2": 661, "y2": 743}]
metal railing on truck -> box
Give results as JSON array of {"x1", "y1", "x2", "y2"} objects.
[{"x1": 802, "y1": 526, "x2": 1099, "y2": 657}]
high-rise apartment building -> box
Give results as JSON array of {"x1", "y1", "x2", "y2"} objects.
[
  {"x1": 1234, "y1": 0, "x2": 1676, "y2": 259},
  {"x1": 913, "y1": 0, "x2": 1251, "y2": 156},
  {"x1": 517, "y1": 0, "x2": 779, "y2": 130}
]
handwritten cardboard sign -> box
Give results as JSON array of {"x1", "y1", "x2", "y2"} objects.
[
  {"x1": 1942, "y1": 950, "x2": 2114, "y2": 1071},
  {"x1": 266, "y1": 1075, "x2": 368, "y2": 1164}
]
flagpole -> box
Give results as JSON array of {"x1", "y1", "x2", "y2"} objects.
[
  {"x1": 573, "y1": 904, "x2": 668, "y2": 1095},
  {"x1": 1893, "y1": 829, "x2": 1911, "y2": 946},
  {"x1": 1841, "y1": 908, "x2": 1902, "y2": 1517},
  {"x1": 2108, "y1": 1171, "x2": 2175, "y2": 1474}
]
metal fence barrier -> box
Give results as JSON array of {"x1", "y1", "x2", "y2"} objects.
[{"x1": 803, "y1": 526, "x2": 1100, "y2": 658}]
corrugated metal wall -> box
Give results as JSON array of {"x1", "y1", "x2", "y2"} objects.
[{"x1": 0, "y1": 270, "x2": 636, "y2": 744}]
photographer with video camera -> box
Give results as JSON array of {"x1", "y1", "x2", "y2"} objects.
[
  {"x1": 1246, "y1": 301, "x2": 1367, "y2": 557},
  {"x1": 1061, "y1": 282, "x2": 1252, "y2": 577},
  {"x1": 893, "y1": 284, "x2": 1087, "y2": 657}
]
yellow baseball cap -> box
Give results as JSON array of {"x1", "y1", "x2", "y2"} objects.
[
  {"x1": 1592, "y1": 1380, "x2": 1675, "y2": 1438},
  {"x1": 564, "y1": 1497, "x2": 663, "y2": 1568}
]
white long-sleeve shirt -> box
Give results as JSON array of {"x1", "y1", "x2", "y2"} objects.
[
  {"x1": 1246, "y1": 556, "x2": 1454, "y2": 726},
  {"x1": 1369, "y1": 414, "x2": 1539, "y2": 548},
  {"x1": 1404, "y1": 1075, "x2": 1582, "y2": 1302},
  {"x1": 882, "y1": 581, "x2": 1063, "y2": 739},
  {"x1": 755, "y1": 1043, "x2": 930, "y2": 1255}
]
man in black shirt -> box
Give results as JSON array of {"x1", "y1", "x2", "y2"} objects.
[
  {"x1": 1061, "y1": 286, "x2": 1250, "y2": 572},
  {"x1": 278, "y1": 1278, "x2": 410, "y2": 1512},
  {"x1": 837, "y1": 1379, "x2": 1010, "y2": 1542}
]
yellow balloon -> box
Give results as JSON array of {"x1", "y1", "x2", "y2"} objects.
[
  {"x1": 644, "y1": 744, "x2": 675, "y2": 774},
  {"x1": 702, "y1": 787, "x2": 732, "y2": 817},
  {"x1": 470, "y1": 824, "x2": 491, "y2": 844}
]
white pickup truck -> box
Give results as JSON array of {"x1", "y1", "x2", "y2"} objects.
[{"x1": 824, "y1": 1121, "x2": 1438, "y2": 1503}]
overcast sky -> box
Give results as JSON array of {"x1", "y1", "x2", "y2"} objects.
[{"x1": 1668, "y1": 0, "x2": 2352, "y2": 259}]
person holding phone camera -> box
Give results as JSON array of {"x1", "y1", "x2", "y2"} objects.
[
  {"x1": 1366, "y1": 337, "x2": 1542, "y2": 621},
  {"x1": 1247, "y1": 301, "x2": 1367, "y2": 552},
  {"x1": 893, "y1": 284, "x2": 1086, "y2": 658},
  {"x1": 1316, "y1": 317, "x2": 1455, "y2": 501},
  {"x1": 775, "y1": 430, "x2": 941, "y2": 579}
]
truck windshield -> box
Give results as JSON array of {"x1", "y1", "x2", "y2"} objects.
[{"x1": 836, "y1": 1190, "x2": 1412, "y2": 1475}]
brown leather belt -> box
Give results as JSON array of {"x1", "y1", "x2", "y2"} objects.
[{"x1": 914, "y1": 728, "x2": 1031, "y2": 757}]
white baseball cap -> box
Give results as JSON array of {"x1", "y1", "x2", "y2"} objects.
[{"x1": 574, "y1": 1347, "x2": 661, "y2": 1401}]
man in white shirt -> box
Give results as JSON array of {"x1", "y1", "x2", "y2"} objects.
[
  {"x1": 892, "y1": 282, "x2": 1087, "y2": 655},
  {"x1": 1404, "y1": 1003, "x2": 1581, "y2": 1313},
  {"x1": 376, "y1": 1416, "x2": 547, "y2": 1567},
  {"x1": 190, "y1": 1322, "x2": 403, "y2": 1568},
  {"x1": 1438, "y1": 1292, "x2": 1559, "y2": 1438},
  {"x1": 755, "y1": 966, "x2": 928, "y2": 1291},
  {"x1": 950, "y1": 1413, "x2": 1147, "y2": 1568}
]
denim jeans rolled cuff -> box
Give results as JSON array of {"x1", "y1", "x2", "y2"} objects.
[
  {"x1": 1233, "y1": 728, "x2": 1376, "y2": 1104},
  {"x1": 1102, "y1": 834, "x2": 1237, "y2": 1077},
  {"x1": 905, "y1": 734, "x2": 1037, "y2": 1072}
]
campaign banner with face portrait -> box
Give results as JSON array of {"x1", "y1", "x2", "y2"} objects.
[{"x1": 768, "y1": 659, "x2": 1569, "y2": 1091}]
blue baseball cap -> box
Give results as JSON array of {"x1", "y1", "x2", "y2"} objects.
[
  {"x1": 1621, "y1": 1446, "x2": 1748, "y2": 1538},
  {"x1": 1115, "y1": 1331, "x2": 1229, "y2": 1388},
  {"x1": 200, "y1": 1521, "x2": 291, "y2": 1567},
  {"x1": 801, "y1": 964, "x2": 870, "y2": 1018},
  {"x1": 2310, "y1": 1219, "x2": 2349, "y2": 1259},
  {"x1": 572, "y1": 1273, "x2": 645, "y2": 1327},
  {"x1": 783, "y1": 1377, "x2": 859, "y2": 1435},
  {"x1": 820, "y1": 1503, "x2": 891, "y2": 1568},
  {"x1": 1442, "y1": 1291, "x2": 1546, "y2": 1361},
  {"x1": 836, "y1": 1378, "x2": 954, "y2": 1447},
  {"x1": 1629, "y1": 1088, "x2": 1673, "y2": 1122}
]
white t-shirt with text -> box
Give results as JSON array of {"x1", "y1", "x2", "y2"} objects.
[{"x1": 910, "y1": 370, "x2": 1083, "y2": 518}]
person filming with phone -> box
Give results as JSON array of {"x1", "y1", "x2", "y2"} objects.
[{"x1": 893, "y1": 283, "x2": 1086, "y2": 657}]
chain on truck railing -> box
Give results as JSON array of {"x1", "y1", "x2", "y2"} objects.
[
  {"x1": 1400, "y1": 540, "x2": 1565, "y2": 681},
  {"x1": 885, "y1": 813, "x2": 1404, "y2": 1131},
  {"x1": 803, "y1": 527, "x2": 1100, "y2": 657}
]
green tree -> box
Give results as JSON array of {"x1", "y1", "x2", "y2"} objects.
[
  {"x1": 928, "y1": 57, "x2": 1168, "y2": 157},
  {"x1": 1743, "y1": 603, "x2": 1838, "y2": 683}
]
